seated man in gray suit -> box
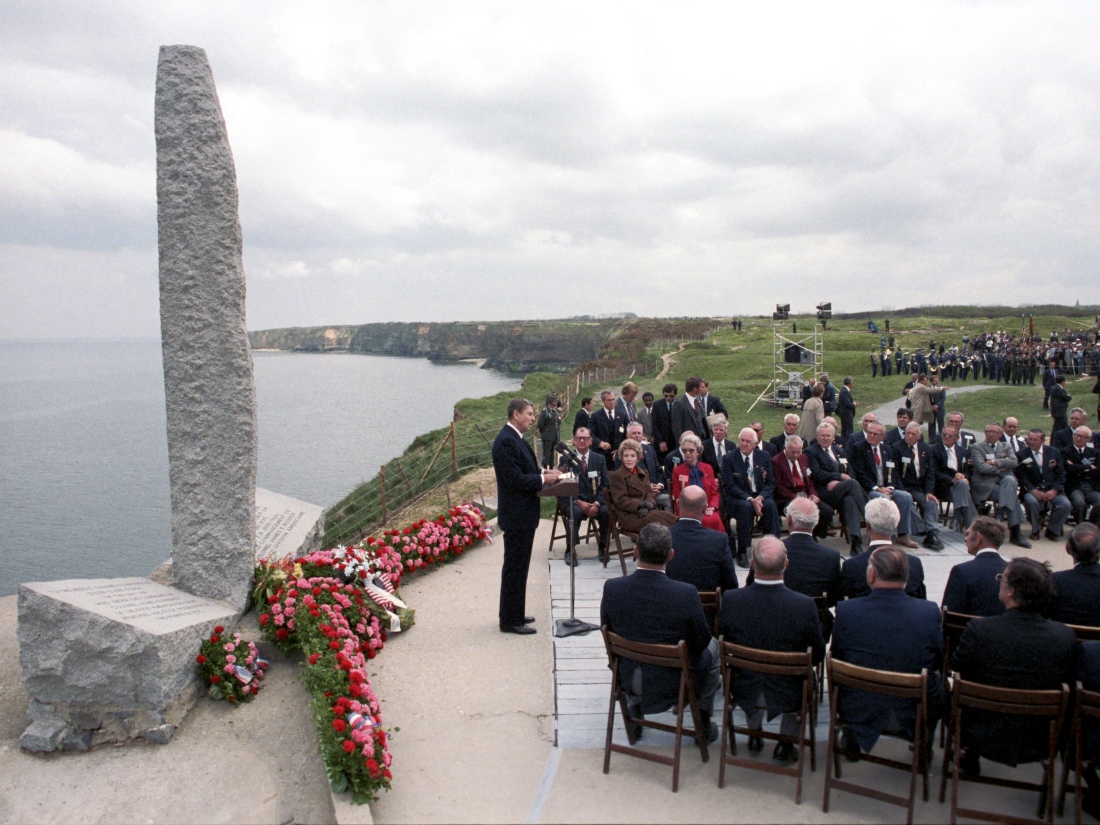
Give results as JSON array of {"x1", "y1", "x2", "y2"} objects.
[{"x1": 969, "y1": 422, "x2": 1031, "y2": 549}]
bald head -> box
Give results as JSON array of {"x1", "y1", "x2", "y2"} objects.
[
  {"x1": 679, "y1": 485, "x2": 708, "y2": 517},
  {"x1": 751, "y1": 536, "x2": 787, "y2": 579}
]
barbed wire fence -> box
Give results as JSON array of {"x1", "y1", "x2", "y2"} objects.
[{"x1": 321, "y1": 326, "x2": 720, "y2": 547}]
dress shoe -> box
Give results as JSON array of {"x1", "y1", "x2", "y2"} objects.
[
  {"x1": 959, "y1": 749, "x2": 981, "y2": 776},
  {"x1": 736, "y1": 553, "x2": 750, "y2": 569},
  {"x1": 499, "y1": 623, "x2": 536, "y2": 635},
  {"x1": 850, "y1": 539, "x2": 863, "y2": 557},
  {"x1": 748, "y1": 734, "x2": 764, "y2": 753},
  {"x1": 896, "y1": 535, "x2": 919, "y2": 549},
  {"x1": 1010, "y1": 531, "x2": 1033, "y2": 549},
  {"x1": 563, "y1": 550, "x2": 578, "y2": 566},
  {"x1": 923, "y1": 535, "x2": 945, "y2": 551},
  {"x1": 704, "y1": 719, "x2": 719, "y2": 744},
  {"x1": 1045, "y1": 529, "x2": 1060, "y2": 542},
  {"x1": 523, "y1": 616, "x2": 535, "y2": 624},
  {"x1": 773, "y1": 742, "x2": 797, "y2": 763},
  {"x1": 598, "y1": 545, "x2": 610, "y2": 565},
  {"x1": 1029, "y1": 530, "x2": 1042, "y2": 541}
]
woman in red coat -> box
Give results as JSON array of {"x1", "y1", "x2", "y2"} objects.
[
  {"x1": 669, "y1": 433, "x2": 726, "y2": 533},
  {"x1": 609, "y1": 439, "x2": 678, "y2": 533}
]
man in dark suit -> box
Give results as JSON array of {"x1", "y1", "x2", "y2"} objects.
[
  {"x1": 1016, "y1": 427, "x2": 1071, "y2": 541},
  {"x1": 1052, "y1": 408, "x2": 1089, "y2": 453},
  {"x1": 615, "y1": 381, "x2": 640, "y2": 425},
  {"x1": 951, "y1": 558, "x2": 1078, "y2": 772},
  {"x1": 848, "y1": 421, "x2": 919, "y2": 549},
  {"x1": 841, "y1": 497, "x2": 926, "y2": 600},
  {"x1": 750, "y1": 421, "x2": 778, "y2": 457},
  {"x1": 769, "y1": 414, "x2": 801, "y2": 455},
  {"x1": 721, "y1": 427, "x2": 781, "y2": 567},
  {"x1": 572, "y1": 396, "x2": 593, "y2": 435},
  {"x1": 819, "y1": 373, "x2": 838, "y2": 416},
  {"x1": 719, "y1": 535, "x2": 825, "y2": 762},
  {"x1": 700, "y1": 415, "x2": 735, "y2": 477},
  {"x1": 666, "y1": 486, "x2": 739, "y2": 593},
  {"x1": 557, "y1": 427, "x2": 609, "y2": 565},
  {"x1": 650, "y1": 383, "x2": 677, "y2": 459},
  {"x1": 601, "y1": 523, "x2": 720, "y2": 740},
  {"x1": 806, "y1": 422, "x2": 867, "y2": 556},
  {"x1": 1042, "y1": 361, "x2": 1058, "y2": 410},
  {"x1": 932, "y1": 426, "x2": 976, "y2": 532},
  {"x1": 492, "y1": 398, "x2": 560, "y2": 634},
  {"x1": 590, "y1": 389, "x2": 627, "y2": 465},
  {"x1": 837, "y1": 376, "x2": 857, "y2": 442},
  {"x1": 832, "y1": 544, "x2": 945, "y2": 756},
  {"x1": 884, "y1": 407, "x2": 912, "y2": 450},
  {"x1": 671, "y1": 376, "x2": 708, "y2": 443},
  {"x1": 771, "y1": 436, "x2": 834, "y2": 540},
  {"x1": 1051, "y1": 522, "x2": 1100, "y2": 626},
  {"x1": 895, "y1": 422, "x2": 945, "y2": 551},
  {"x1": 699, "y1": 379, "x2": 728, "y2": 421},
  {"x1": 1064, "y1": 426, "x2": 1100, "y2": 526},
  {"x1": 846, "y1": 411, "x2": 877, "y2": 453},
  {"x1": 942, "y1": 516, "x2": 1008, "y2": 617}
]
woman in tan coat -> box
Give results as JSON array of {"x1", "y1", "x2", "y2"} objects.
[
  {"x1": 608, "y1": 439, "x2": 678, "y2": 533},
  {"x1": 799, "y1": 382, "x2": 826, "y2": 443}
]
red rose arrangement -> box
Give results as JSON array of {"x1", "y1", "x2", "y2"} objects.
[{"x1": 195, "y1": 626, "x2": 268, "y2": 704}]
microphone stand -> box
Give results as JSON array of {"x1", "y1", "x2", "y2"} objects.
[{"x1": 547, "y1": 447, "x2": 598, "y2": 637}]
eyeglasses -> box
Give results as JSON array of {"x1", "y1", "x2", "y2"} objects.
[
  {"x1": 681, "y1": 448, "x2": 698, "y2": 454},
  {"x1": 573, "y1": 436, "x2": 591, "y2": 442}
]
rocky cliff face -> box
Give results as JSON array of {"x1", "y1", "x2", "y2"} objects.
[{"x1": 248, "y1": 320, "x2": 623, "y2": 372}]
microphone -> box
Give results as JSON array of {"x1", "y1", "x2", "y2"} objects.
[{"x1": 555, "y1": 441, "x2": 585, "y2": 472}]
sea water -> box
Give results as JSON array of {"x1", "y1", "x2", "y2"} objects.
[{"x1": 0, "y1": 340, "x2": 520, "y2": 597}]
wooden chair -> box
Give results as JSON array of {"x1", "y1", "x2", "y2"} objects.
[
  {"x1": 1059, "y1": 683, "x2": 1100, "y2": 824},
  {"x1": 939, "y1": 677, "x2": 1070, "y2": 825},
  {"x1": 604, "y1": 498, "x2": 633, "y2": 576},
  {"x1": 549, "y1": 498, "x2": 597, "y2": 552},
  {"x1": 823, "y1": 656, "x2": 930, "y2": 825},
  {"x1": 1068, "y1": 624, "x2": 1100, "y2": 642},
  {"x1": 699, "y1": 589, "x2": 722, "y2": 638},
  {"x1": 718, "y1": 641, "x2": 817, "y2": 804},
  {"x1": 812, "y1": 594, "x2": 830, "y2": 708},
  {"x1": 940, "y1": 609, "x2": 978, "y2": 746},
  {"x1": 601, "y1": 627, "x2": 710, "y2": 792}
]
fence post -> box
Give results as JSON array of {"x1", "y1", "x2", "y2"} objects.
[
  {"x1": 379, "y1": 465, "x2": 388, "y2": 526},
  {"x1": 450, "y1": 422, "x2": 458, "y2": 472}
]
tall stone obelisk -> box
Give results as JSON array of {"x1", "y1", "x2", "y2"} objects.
[{"x1": 155, "y1": 45, "x2": 256, "y2": 611}]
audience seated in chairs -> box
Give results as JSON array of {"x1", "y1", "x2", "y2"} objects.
[
  {"x1": 805, "y1": 422, "x2": 867, "y2": 556},
  {"x1": 941, "y1": 516, "x2": 1008, "y2": 617},
  {"x1": 670, "y1": 433, "x2": 726, "y2": 535},
  {"x1": 841, "y1": 497, "x2": 927, "y2": 601},
  {"x1": 608, "y1": 438, "x2": 678, "y2": 534},
  {"x1": 721, "y1": 426, "x2": 781, "y2": 568},
  {"x1": 1051, "y1": 522, "x2": 1100, "y2": 627},
  {"x1": 1064, "y1": 426, "x2": 1100, "y2": 527}
]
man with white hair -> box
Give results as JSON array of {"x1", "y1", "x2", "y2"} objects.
[
  {"x1": 841, "y1": 497, "x2": 926, "y2": 600},
  {"x1": 847, "y1": 411, "x2": 878, "y2": 452},
  {"x1": 806, "y1": 422, "x2": 867, "y2": 556},
  {"x1": 895, "y1": 421, "x2": 945, "y2": 551},
  {"x1": 774, "y1": 497, "x2": 842, "y2": 639},
  {"x1": 848, "y1": 421, "x2": 920, "y2": 549},
  {"x1": 1053, "y1": 408, "x2": 1090, "y2": 453},
  {"x1": 721, "y1": 426, "x2": 780, "y2": 568},
  {"x1": 970, "y1": 422, "x2": 1031, "y2": 548},
  {"x1": 1064, "y1": 426, "x2": 1100, "y2": 526},
  {"x1": 769, "y1": 414, "x2": 801, "y2": 454}
]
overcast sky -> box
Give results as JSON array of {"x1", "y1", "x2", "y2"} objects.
[{"x1": 2, "y1": 1, "x2": 1098, "y2": 339}]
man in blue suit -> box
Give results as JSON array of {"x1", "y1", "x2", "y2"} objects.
[
  {"x1": 832, "y1": 545, "x2": 946, "y2": 757},
  {"x1": 492, "y1": 398, "x2": 560, "y2": 635},
  {"x1": 942, "y1": 516, "x2": 1008, "y2": 617},
  {"x1": 721, "y1": 427, "x2": 780, "y2": 568},
  {"x1": 895, "y1": 422, "x2": 945, "y2": 551},
  {"x1": 841, "y1": 497, "x2": 926, "y2": 600},
  {"x1": 601, "y1": 523, "x2": 720, "y2": 740},
  {"x1": 719, "y1": 535, "x2": 825, "y2": 762},
  {"x1": 666, "y1": 486, "x2": 739, "y2": 593},
  {"x1": 1051, "y1": 522, "x2": 1100, "y2": 626},
  {"x1": 848, "y1": 421, "x2": 919, "y2": 549},
  {"x1": 1016, "y1": 427, "x2": 1071, "y2": 541}
]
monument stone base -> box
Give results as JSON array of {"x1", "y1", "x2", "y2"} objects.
[{"x1": 17, "y1": 577, "x2": 239, "y2": 752}]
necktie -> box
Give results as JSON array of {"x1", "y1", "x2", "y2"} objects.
[
  {"x1": 874, "y1": 446, "x2": 883, "y2": 486},
  {"x1": 746, "y1": 454, "x2": 756, "y2": 492},
  {"x1": 829, "y1": 448, "x2": 838, "y2": 468},
  {"x1": 874, "y1": 446, "x2": 881, "y2": 465},
  {"x1": 947, "y1": 447, "x2": 958, "y2": 471},
  {"x1": 791, "y1": 460, "x2": 804, "y2": 487},
  {"x1": 695, "y1": 398, "x2": 702, "y2": 418},
  {"x1": 718, "y1": 442, "x2": 724, "y2": 460},
  {"x1": 913, "y1": 447, "x2": 920, "y2": 477},
  {"x1": 581, "y1": 456, "x2": 588, "y2": 475}
]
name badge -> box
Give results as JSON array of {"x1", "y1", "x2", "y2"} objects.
[
  {"x1": 886, "y1": 461, "x2": 896, "y2": 469},
  {"x1": 1020, "y1": 457, "x2": 1033, "y2": 465},
  {"x1": 840, "y1": 458, "x2": 848, "y2": 466},
  {"x1": 588, "y1": 471, "x2": 598, "y2": 480},
  {"x1": 901, "y1": 457, "x2": 911, "y2": 464}
]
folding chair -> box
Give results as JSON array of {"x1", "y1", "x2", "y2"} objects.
[
  {"x1": 939, "y1": 677, "x2": 1070, "y2": 825},
  {"x1": 1069, "y1": 624, "x2": 1100, "y2": 643},
  {"x1": 718, "y1": 641, "x2": 817, "y2": 804},
  {"x1": 699, "y1": 589, "x2": 721, "y2": 638},
  {"x1": 812, "y1": 594, "x2": 830, "y2": 707},
  {"x1": 940, "y1": 609, "x2": 978, "y2": 746},
  {"x1": 1059, "y1": 683, "x2": 1100, "y2": 824},
  {"x1": 601, "y1": 627, "x2": 710, "y2": 792},
  {"x1": 548, "y1": 498, "x2": 596, "y2": 552},
  {"x1": 823, "y1": 656, "x2": 930, "y2": 825},
  {"x1": 604, "y1": 499, "x2": 633, "y2": 576}
]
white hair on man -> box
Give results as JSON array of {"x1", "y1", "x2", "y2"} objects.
[
  {"x1": 786, "y1": 496, "x2": 819, "y2": 532},
  {"x1": 865, "y1": 497, "x2": 901, "y2": 538},
  {"x1": 817, "y1": 422, "x2": 836, "y2": 435},
  {"x1": 783, "y1": 413, "x2": 800, "y2": 425},
  {"x1": 739, "y1": 427, "x2": 758, "y2": 444},
  {"x1": 785, "y1": 435, "x2": 804, "y2": 450}
]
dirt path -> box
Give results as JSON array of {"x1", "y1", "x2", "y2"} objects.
[{"x1": 655, "y1": 342, "x2": 687, "y2": 381}]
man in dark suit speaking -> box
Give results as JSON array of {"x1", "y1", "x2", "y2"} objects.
[{"x1": 492, "y1": 398, "x2": 560, "y2": 635}]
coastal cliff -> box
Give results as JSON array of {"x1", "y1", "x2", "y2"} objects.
[{"x1": 248, "y1": 319, "x2": 625, "y2": 372}]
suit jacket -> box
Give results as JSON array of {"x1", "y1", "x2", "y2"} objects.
[
  {"x1": 1080, "y1": 641, "x2": 1100, "y2": 758},
  {"x1": 638, "y1": 442, "x2": 665, "y2": 489},
  {"x1": 893, "y1": 439, "x2": 935, "y2": 496},
  {"x1": 718, "y1": 583, "x2": 825, "y2": 718},
  {"x1": 721, "y1": 448, "x2": 776, "y2": 509},
  {"x1": 941, "y1": 551, "x2": 1007, "y2": 617},
  {"x1": 769, "y1": 433, "x2": 793, "y2": 455},
  {"x1": 968, "y1": 439, "x2": 1019, "y2": 503},
  {"x1": 951, "y1": 609, "x2": 1078, "y2": 766},
  {"x1": 841, "y1": 543, "x2": 926, "y2": 600},
  {"x1": 1050, "y1": 383, "x2": 1071, "y2": 421},
  {"x1": 771, "y1": 452, "x2": 818, "y2": 508},
  {"x1": 932, "y1": 441, "x2": 971, "y2": 498},
  {"x1": 1014, "y1": 444, "x2": 1065, "y2": 494},
  {"x1": 671, "y1": 394, "x2": 707, "y2": 443},
  {"x1": 806, "y1": 441, "x2": 851, "y2": 487},
  {"x1": 1051, "y1": 428, "x2": 1076, "y2": 454},
  {"x1": 821, "y1": 383, "x2": 837, "y2": 416},
  {"x1": 782, "y1": 531, "x2": 843, "y2": 609},
  {"x1": 492, "y1": 425, "x2": 544, "y2": 533},
  {"x1": 908, "y1": 383, "x2": 937, "y2": 424},
  {"x1": 849, "y1": 439, "x2": 903, "y2": 493},
  {"x1": 832, "y1": 589, "x2": 946, "y2": 751},
  {"x1": 651, "y1": 399, "x2": 675, "y2": 451},
  {"x1": 1050, "y1": 564, "x2": 1100, "y2": 626},
  {"x1": 572, "y1": 408, "x2": 591, "y2": 435},
  {"x1": 589, "y1": 407, "x2": 627, "y2": 460},
  {"x1": 600, "y1": 569, "x2": 713, "y2": 714},
  {"x1": 558, "y1": 450, "x2": 608, "y2": 507},
  {"x1": 701, "y1": 437, "x2": 736, "y2": 477},
  {"x1": 837, "y1": 386, "x2": 856, "y2": 423},
  {"x1": 1064, "y1": 443, "x2": 1100, "y2": 494},
  {"x1": 614, "y1": 396, "x2": 638, "y2": 425},
  {"x1": 700, "y1": 393, "x2": 728, "y2": 420},
  {"x1": 666, "y1": 518, "x2": 739, "y2": 592},
  {"x1": 636, "y1": 405, "x2": 653, "y2": 441}
]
